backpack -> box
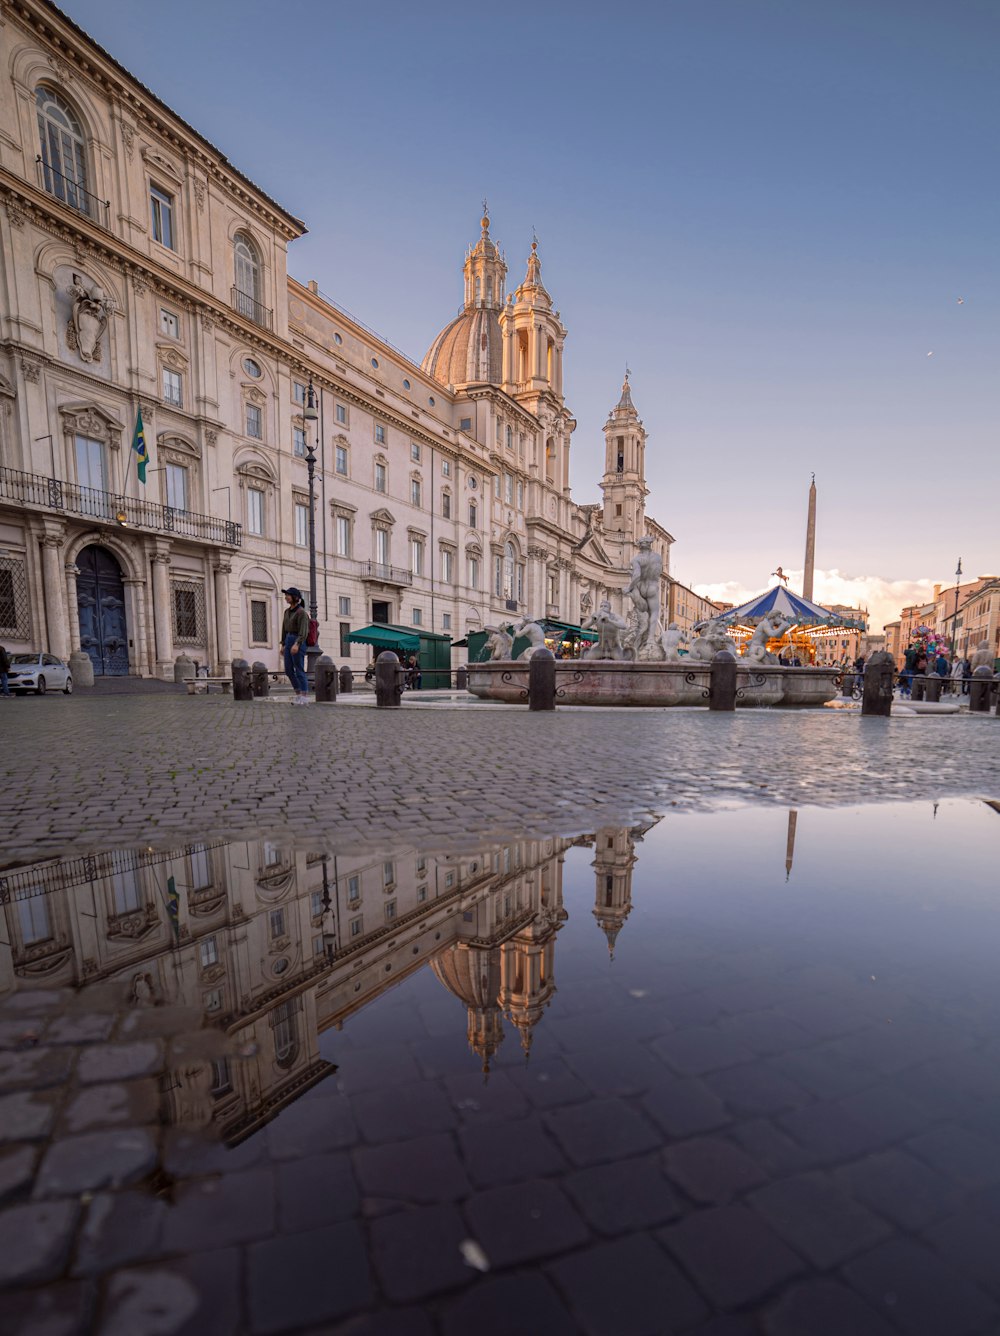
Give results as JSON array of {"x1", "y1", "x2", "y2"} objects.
[{"x1": 306, "y1": 618, "x2": 319, "y2": 648}]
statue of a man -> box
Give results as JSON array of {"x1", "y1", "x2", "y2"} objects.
[
  {"x1": 583, "y1": 599, "x2": 628, "y2": 660},
  {"x1": 745, "y1": 612, "x2": 796, "y2": 664},
  {"x1": 513, "y1": 616, "x2": 548, "y2": 660},
  {"x1": 623, "y1": 536, "x2": 662, "y2": 653},
  {"x1": 484, "y1": 625, "x2": 514, "y2": 660},
  {"x1": 661, "y1": 621, "x2": 688, "y2": 661}
]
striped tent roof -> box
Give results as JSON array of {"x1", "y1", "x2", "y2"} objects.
[{"x1": 716, "y1": 585, "x2": 863, "y2": 629}]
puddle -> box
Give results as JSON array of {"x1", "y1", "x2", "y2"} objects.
[{"x1": 2, "y1": 799, "x2": 1000, "y2": 1331}]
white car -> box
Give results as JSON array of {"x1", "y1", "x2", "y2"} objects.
[{"x1": 7, "y1": 653, "x2": 73, "y2": 695}]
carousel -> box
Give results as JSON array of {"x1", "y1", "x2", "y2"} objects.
[{"x1": 715, "y1": 584, "x2": 865, "y2": 664}]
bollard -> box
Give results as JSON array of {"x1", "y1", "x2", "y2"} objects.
[
  {"x1": 339, "y1": 665, "x2": 353, "y2": 694},
  {"x1": 315, "y1": 655, "x2": 337, "y2": 703},
  {"x1": 861, "y1": 656, "x2": 893, "y2": 716},
  {"x1": 840, "y1": 672, "x2": 855, "y2": 699},
  {"x1": 709, "y1": 651, "x2": 737, "y2": 712},
  {"x1": 456, "y1": 664, "x2": 469, "y2": 692},
  {"x1": 174, "y1": 653, "x2": 195, "y2": 685},
  {"x1": 528, "y1": 648, "x2": 556, "y2": 711},
  {"x1": 910, "y1": 675, "x2": 926, "y2": 702},
  {"x1": 251, "y1": 661, "x2": 269, "y2": 697},
  {"x1": 969, "y1": 666, "x2": 992, "y2": 713},
  {"x1": 375, "y1": 651, "x2": 404, "y2": 708},
  {"x1": 231, "y1": 658, "x2": 252, "y2": 701},
  {"x1": 925, "y1": 675, "x2": 942, "y2": 702}
]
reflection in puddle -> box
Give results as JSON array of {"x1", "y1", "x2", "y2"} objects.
[{"x1": 2, "y1": 800, "x2": 1000, "y2": 1331}]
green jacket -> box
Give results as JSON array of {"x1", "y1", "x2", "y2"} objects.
[{"x1": 281, "y1": 604, "x2": 309, "y2": 645}]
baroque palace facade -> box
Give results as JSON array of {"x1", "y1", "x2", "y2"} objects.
[{"x1": 0, "y1": 0, "x2": 691, "y2": 679}]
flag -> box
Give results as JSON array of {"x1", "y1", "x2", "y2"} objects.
[
  {"x1": 131, "y1": 408, "x2": 149, "y2": 484},
  {"x1": 166, "y1": 875, "x2": 180, "y2": 941}
]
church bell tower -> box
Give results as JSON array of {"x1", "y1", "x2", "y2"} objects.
[{"x1": 600, "y1": 373, "x2": 648, "y2": 545}]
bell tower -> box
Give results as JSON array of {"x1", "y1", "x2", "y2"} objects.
[
  {"x1": 591, "y1": 826, "x2": 638, "y2": 958},
  {"x1": 600, "y1": 373, "x2": 648, "y2": 544}
]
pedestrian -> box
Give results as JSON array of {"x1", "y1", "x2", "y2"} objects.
[
  {"x1": 406, "y1": 653, "x2": 422, "y2": 690},
  {"x1": 280, "y1": 587, "x2": 310, "y2": 704},
  {"x1": 962, "y1": 656, "x2": 972, "y2": 695},
  {"x1": 950, "y1": 656, "x2": 964, "y2": 696},
  {"x1": 0, "y1": 643, "x2": 11, "y2": 697}
]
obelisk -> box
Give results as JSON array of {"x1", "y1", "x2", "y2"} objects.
[{"x1": 802, "y1": 473, "x2": 817, "y2": 601}]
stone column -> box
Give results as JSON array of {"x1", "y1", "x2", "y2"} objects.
[
  {"x1": 214, "y1": 561, "x2": 232, "y2": 676},
  {"x1": 150, "y1": 550, "x2": 173, "y2": 678},
  {"x1": 40, "y1": 534, "x2": 69, "y2": 659},
  {"x1": 64, "y1": 562, "x2": 81, "y2": 653}
]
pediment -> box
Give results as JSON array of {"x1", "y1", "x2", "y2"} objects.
[
  {"x1": 141, "y1": 144, "x2": 183, "y2": 183},
  {"x1": 58, "y1": 401, "x2": 123, "y2": 440},
  {"x1": 370, "y1": 507, "x2": 395, "y2": 526},
  {"x1": 157, "y1": 432, "x2": 201, "y2": 461}
]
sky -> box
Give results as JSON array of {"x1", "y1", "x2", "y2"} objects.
[{"x1": 62, "y1": 0, "x2": 999, "y2": 630}]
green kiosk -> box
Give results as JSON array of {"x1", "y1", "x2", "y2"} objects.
[
  {"x1": 460, "y1": 618, "x2": 599, "y2": 663},
  {"x1": 344, "y1": 624, "x2": 453, "y2": 690}
]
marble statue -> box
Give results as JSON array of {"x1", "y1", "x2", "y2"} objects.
[
  {"x1": 745, "y1": 612, "x2": 797, "y2": 664},
  {"x1": 485, "y1": 625, "x2": 514, "y2": 660},
  {"x1": 513, "y1": 616, "x2": 548, "y2": 660},
  {"x1": 688, "y1": 617, "x2": 739, "y2": 661},
  {"x1": 583, "y1": 599, "x2": 629, "y2": 660},
  {"x1": 661, "y1": 621, "x2": 688, "y2": 661},
  {"x1": 67, "y1": 272, "x2": 113, "y2": 363},
  {"x1": 624, "y1": 537, "x2": 663, "y2": 658},
  {"x1": 579, "y1": 587, "x2": 593, "y2": 620},
  {"x1": 971, "y1": 640, "x2": 993, "y2": 672}
]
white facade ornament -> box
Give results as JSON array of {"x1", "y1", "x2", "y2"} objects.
[
  {"x1": 67, "y1": 273, "x2": 113, "y2": 364},
  {"x1": 583, "y1": 600, "x2": 629, "y2": 660},
  {"x1": 485, "y1": 625, "x2": 514, "y2": 660}
]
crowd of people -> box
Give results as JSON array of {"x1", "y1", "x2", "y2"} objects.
[{"x1": 847, "y1": 645, "x2": 974, "y2": 699}]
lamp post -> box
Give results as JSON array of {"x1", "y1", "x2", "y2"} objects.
[
  {"x1": 303, "y1": 380, "x2": 321, "y2": 674},
  {"x1": 320, "y1": 855, "x2": 336, "y2": 962},
  {"x1": 951, "y1": 557, "x2": 963, "y2": 664}
]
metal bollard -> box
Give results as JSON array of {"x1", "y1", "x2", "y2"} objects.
[
  {"x1": 314, "y1": 655, "x2": 337, "y2": 703},
  {"x1": 910, "y1": 675, "x2": 926, "y2": 702},
  {"x1": 969, "y1": 666, "x2": 992, "y2": 713},
  {"x1": 339, "y1": 665, "x2": 353, "y2": 694},
  {"x1": 861, "y1": 658, "x2": 893, "y2": 716},
  {"x1": 251, "y1": 661, "x2": 269, "y2": 697},
  {"x1": 925, "y1": 675, "x2": 942, "y2": 702},
  {"x1": 840, "y1": 672, "x2": 855, "y2": 699},
  {"x1": 375, "y1": 651, "x2": 404, "y2": 708},
  {"x1": 456, "y1": 664, "x2": 469, "y2": 692},
  {"x1": 709, "y1": 651, "x2": 737, "y2": 711},
  {"x1": 231, "y1": 658, "x2": 252, "y2": 701},
  {"x1": 528, "y1": 648, "x2": 556, "y2": 711}
]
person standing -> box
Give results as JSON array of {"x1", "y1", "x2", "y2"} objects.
[
  {"x1": 0, "y1": 643, "x2": 11, "y2": 697},
  {"x1": 280, "y1": 588, "x2": 310, "y2": 704}
]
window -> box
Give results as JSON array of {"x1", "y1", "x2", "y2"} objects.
[
  {"x1": 335, "y1": 445, "x2": 348, "y2": 475},
  {"x1": 36, "y1": 86, "x2": 89, "y2": 214},
  {"x1": 506, "y1": 426, "x2": 513, "y2": 450},
  {"x1": 191, "y1": 845, "x2": 211, "y2": 890},
  {"x1": 243, "y1": 357, "x2": 262, "y2": 379},
  {"x1": 442, "y1": 613, "x2": 452, "y2": 631},
  {"x1": 517, "y1": 564, "x2": 525, "y2": 602},
  {"x1": 375, "y1": 463, "x2": 387, "y2": 494},
  {"x1": 442, "y1": 460, "x2": 451, "y2": 477},
  {"x1": 496, "y1": 421, "x2": 503, "y2": 445},
  {"x1": 417, "y1": 885, "x2": 427, "y2": 903},
  {"x1": 503, "y1": 542, "x2": 516, "y2": 599},
  {"x1": 336, "y1": 515, "x2": 351, "y2": 556},
  {"x1": 264, "y1": 842, "x2": 281, "y2": 866},
  {"x1": 335, "y1": 403, "x2": 347, "y2": 425},
  {"x1": 517, "y1": 480, "x2": 524, "y2": 509},
  {"x1": 162, "y1": 369, "x2": 182, "y2": 407},
  {"x1": 338, "y1": 596, "x2": 351, "y2": 616},
  {"x1": 205, "y1": 989, "x2": 222, "y2": 1012},
  {"x1": 250, "y1": 599, "x2": 268, "y2": 642},
  {"x1": 293, "y1": 381, "x2": 306, "y2": 405},
  {"x1": 469, "y1": 555, "x2": 480, "y2": 590},
  {"x1": 160, "y1": 308, "x2": 179, "y2": 338},
  {"x1": 385, "y1": 901, "x2": 397, "y2": 922},
  {"x1": 75, "y1": 434, "x2": 106, "y2": 502},
  {"x1": 271, "y1": 1000, "x2": 298, "y2": 1067},
  {"x1": 494, "y1": 555, "x2": 503, "y2": 597},
  {"x1": 339, "y1": 623, "x2": 351, "y2": 657},
  {"x1": 234, "y1": 233, "x2": 261, "y2": 307},
  {"x1": 294, "y1": 502, "x2": 309, "y2": 547},
  {"x1": 441, "y1": 548, "x2": 453, "y2": 583},
  {"x1": 442, "y1": 492, "x2": 451, "y2": 520},
  {"x1": 199, "y1": 937, "x2": 218, "y2": 967},
  {"x1": 412, "y1": 607, "x2": 423, "y2": 625},
  {"x1": 468, "y1": 501, "x2": 477, "y2": 530},
  {"x1": 246, "y1": 403, "x2": 262, "y2": 439},
  {"x1": 247, "y1": 488, "x2": 264, "y2": 536},
  {"x1": 18, "y1": 896, "x2": 51, "y2": 945},
  {"x1": 111, "y1": 868, "x2": 141, "y2": 914},
  {"x1": 375, "y1": 424, "x2": 386, "y2": 445},
  {"x1": 402, "y1": 377, "x2": 410, "y2": 389},
  {"x1": 150, "y1": 185, "x2": 174, "y2": 249},
  {"x1": 350, "y1": 916, "x2": 363, "y2": 937},
  {"x1": 165, "y1": 463, "x2": 188, "y2": 512},
  {"x1": 211, "y1": 1058, "x2": 232, "y2": 1096},
  {"x1": 269, "y1": 908, "x2": 286, "y2": 939},
  {"x1": 504, "y1": 473, "x2": 513, "y2": 504},
  {"x1": 348, "y1": 875, "x2": 360, "y2": 903},
  {"x1": 411, "y1": 443, "x2": 421, "y2": 462},
  {"x1": 383, "y1": 861, "x2": 395, "y2": 887},
  {"x1": 172, "y1": 584, "x2": 199, "y2": 640},
  {"x1": 460, "y1": 418, "x2": 472, "y2": 432},
  {"x1": 411, "y1": 479, "x2": 421, "y2": 507},
  {"x1": 410, "y1": 538, "x2": 424, "y2": 576},
  {"x1": 374, "y1": 528, "x2": 389, "y2": 564},
  {"x1": 312, "y1": 935, "x2": 324, "y2": 957},
  {"x1": 293, "y1": 427, "x2": 306, "y2": 457}
]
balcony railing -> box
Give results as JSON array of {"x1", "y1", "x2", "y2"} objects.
[
  {"x1": 350, "y1": 559, "x2": 413, "y2": 587},
  {"x1": 231, "y1": 286, "x2": 273, "y2": 330},
  {"x1": 0, "y1": 467, "x2": 242, "y2": 548},
  {"x1": 36, "y1": 156, "x2": 110, "y2": 229}
]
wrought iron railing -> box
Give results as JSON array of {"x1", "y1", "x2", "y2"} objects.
[
  {"x1": 231, "y1": 286, "x2": 273, "y2": 330},
  {"x1": 35, "y1": 156, "x2": 110, "y2": 228},
  {"x1": 0, "y1": 841, "x2": 227, "y2": 903},
  {"x1": 0, "y1": 467, "x2": 242, "y2": 547},
  {"x1": 350, "y1": 559, "x2": 413, "y2": 586}
]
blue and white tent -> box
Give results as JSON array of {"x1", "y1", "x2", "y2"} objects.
[{"x1": 716, "y1": 585, "x2": 864, "y2": 629}]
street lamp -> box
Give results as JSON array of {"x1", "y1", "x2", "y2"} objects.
[
  {"x1": 951, "y1": 557, "x2": 963, "y2": 664},
  {"x1": 303, "y1": 380, "x2": 321, "y2": 674},
  {"x1": 320, "y1": 855, "x2": 336, "y2": 962}
]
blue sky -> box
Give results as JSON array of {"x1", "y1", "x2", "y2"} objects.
[{"x1": 64, "y1": 0, "x2": 999, "y2": 625}]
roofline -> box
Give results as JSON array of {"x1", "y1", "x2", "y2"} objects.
[{"x1": 25, "y1": 0, "x2": 305, "y2": 236}]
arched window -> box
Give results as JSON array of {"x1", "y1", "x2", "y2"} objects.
[
  {"x1": 35, "y1": 86, "x2": 89, "y2": 213},
  {"x1": 234, "y1": 233, "x2": 261, "y2": 318},
  {"x1": 503, "y1": 542, "x2": 516, "y2": 600}
]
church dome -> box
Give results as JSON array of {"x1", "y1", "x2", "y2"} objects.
[
  {"x1": 431, "y1": 943, "x2": 501, "y2": 1009},
  {"x1": 422, "y1": 306, "x2": 503, "y2": 388}
]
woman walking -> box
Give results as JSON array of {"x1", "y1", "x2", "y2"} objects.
[{"x1": 280, "y1": 587, "x2": 310, "y2": 704}]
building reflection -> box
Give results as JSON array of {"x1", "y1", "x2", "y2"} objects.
[{"x1": 0, "y1": 824, "x2": 655, "y2": 1143}]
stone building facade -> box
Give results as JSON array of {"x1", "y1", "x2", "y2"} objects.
[{"x1": 0, "y1": 1, "x2": 677, "y2": 678}]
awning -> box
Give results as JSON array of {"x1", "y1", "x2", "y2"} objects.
[{"x1": 345, "y1": 625, "x2": 420, "y2": 652}]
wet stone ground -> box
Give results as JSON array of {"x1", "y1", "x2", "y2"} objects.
[{"x1": 2, "y1": 796, "x2": 1000, "y2": 1334}]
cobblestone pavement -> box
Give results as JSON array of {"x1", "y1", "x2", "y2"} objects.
[{"x1": 3, "y1": 695, "x2": 1000, "y2": 867}]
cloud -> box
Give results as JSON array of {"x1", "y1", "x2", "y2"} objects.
[{"x1": 692, "y1": 569, "x2": 947, "y2": 633}]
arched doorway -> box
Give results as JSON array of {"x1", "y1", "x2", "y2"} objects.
[{"x1": 76, "y1": 545, "x2": 129, "y2": 676}]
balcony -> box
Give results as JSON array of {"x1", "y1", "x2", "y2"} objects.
[
  {"x1": 231, "y1": 286, "x2": 273, "y2": 331},
  {"x1": 350, "y1": 559, "x2": 413, "y2": 587},
  {"x1": 0, "y1": 467, "x2": 242, "y2": 547},
  {"x1": 36, "y1": 157, "x2": 110, "y2": 229}
]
